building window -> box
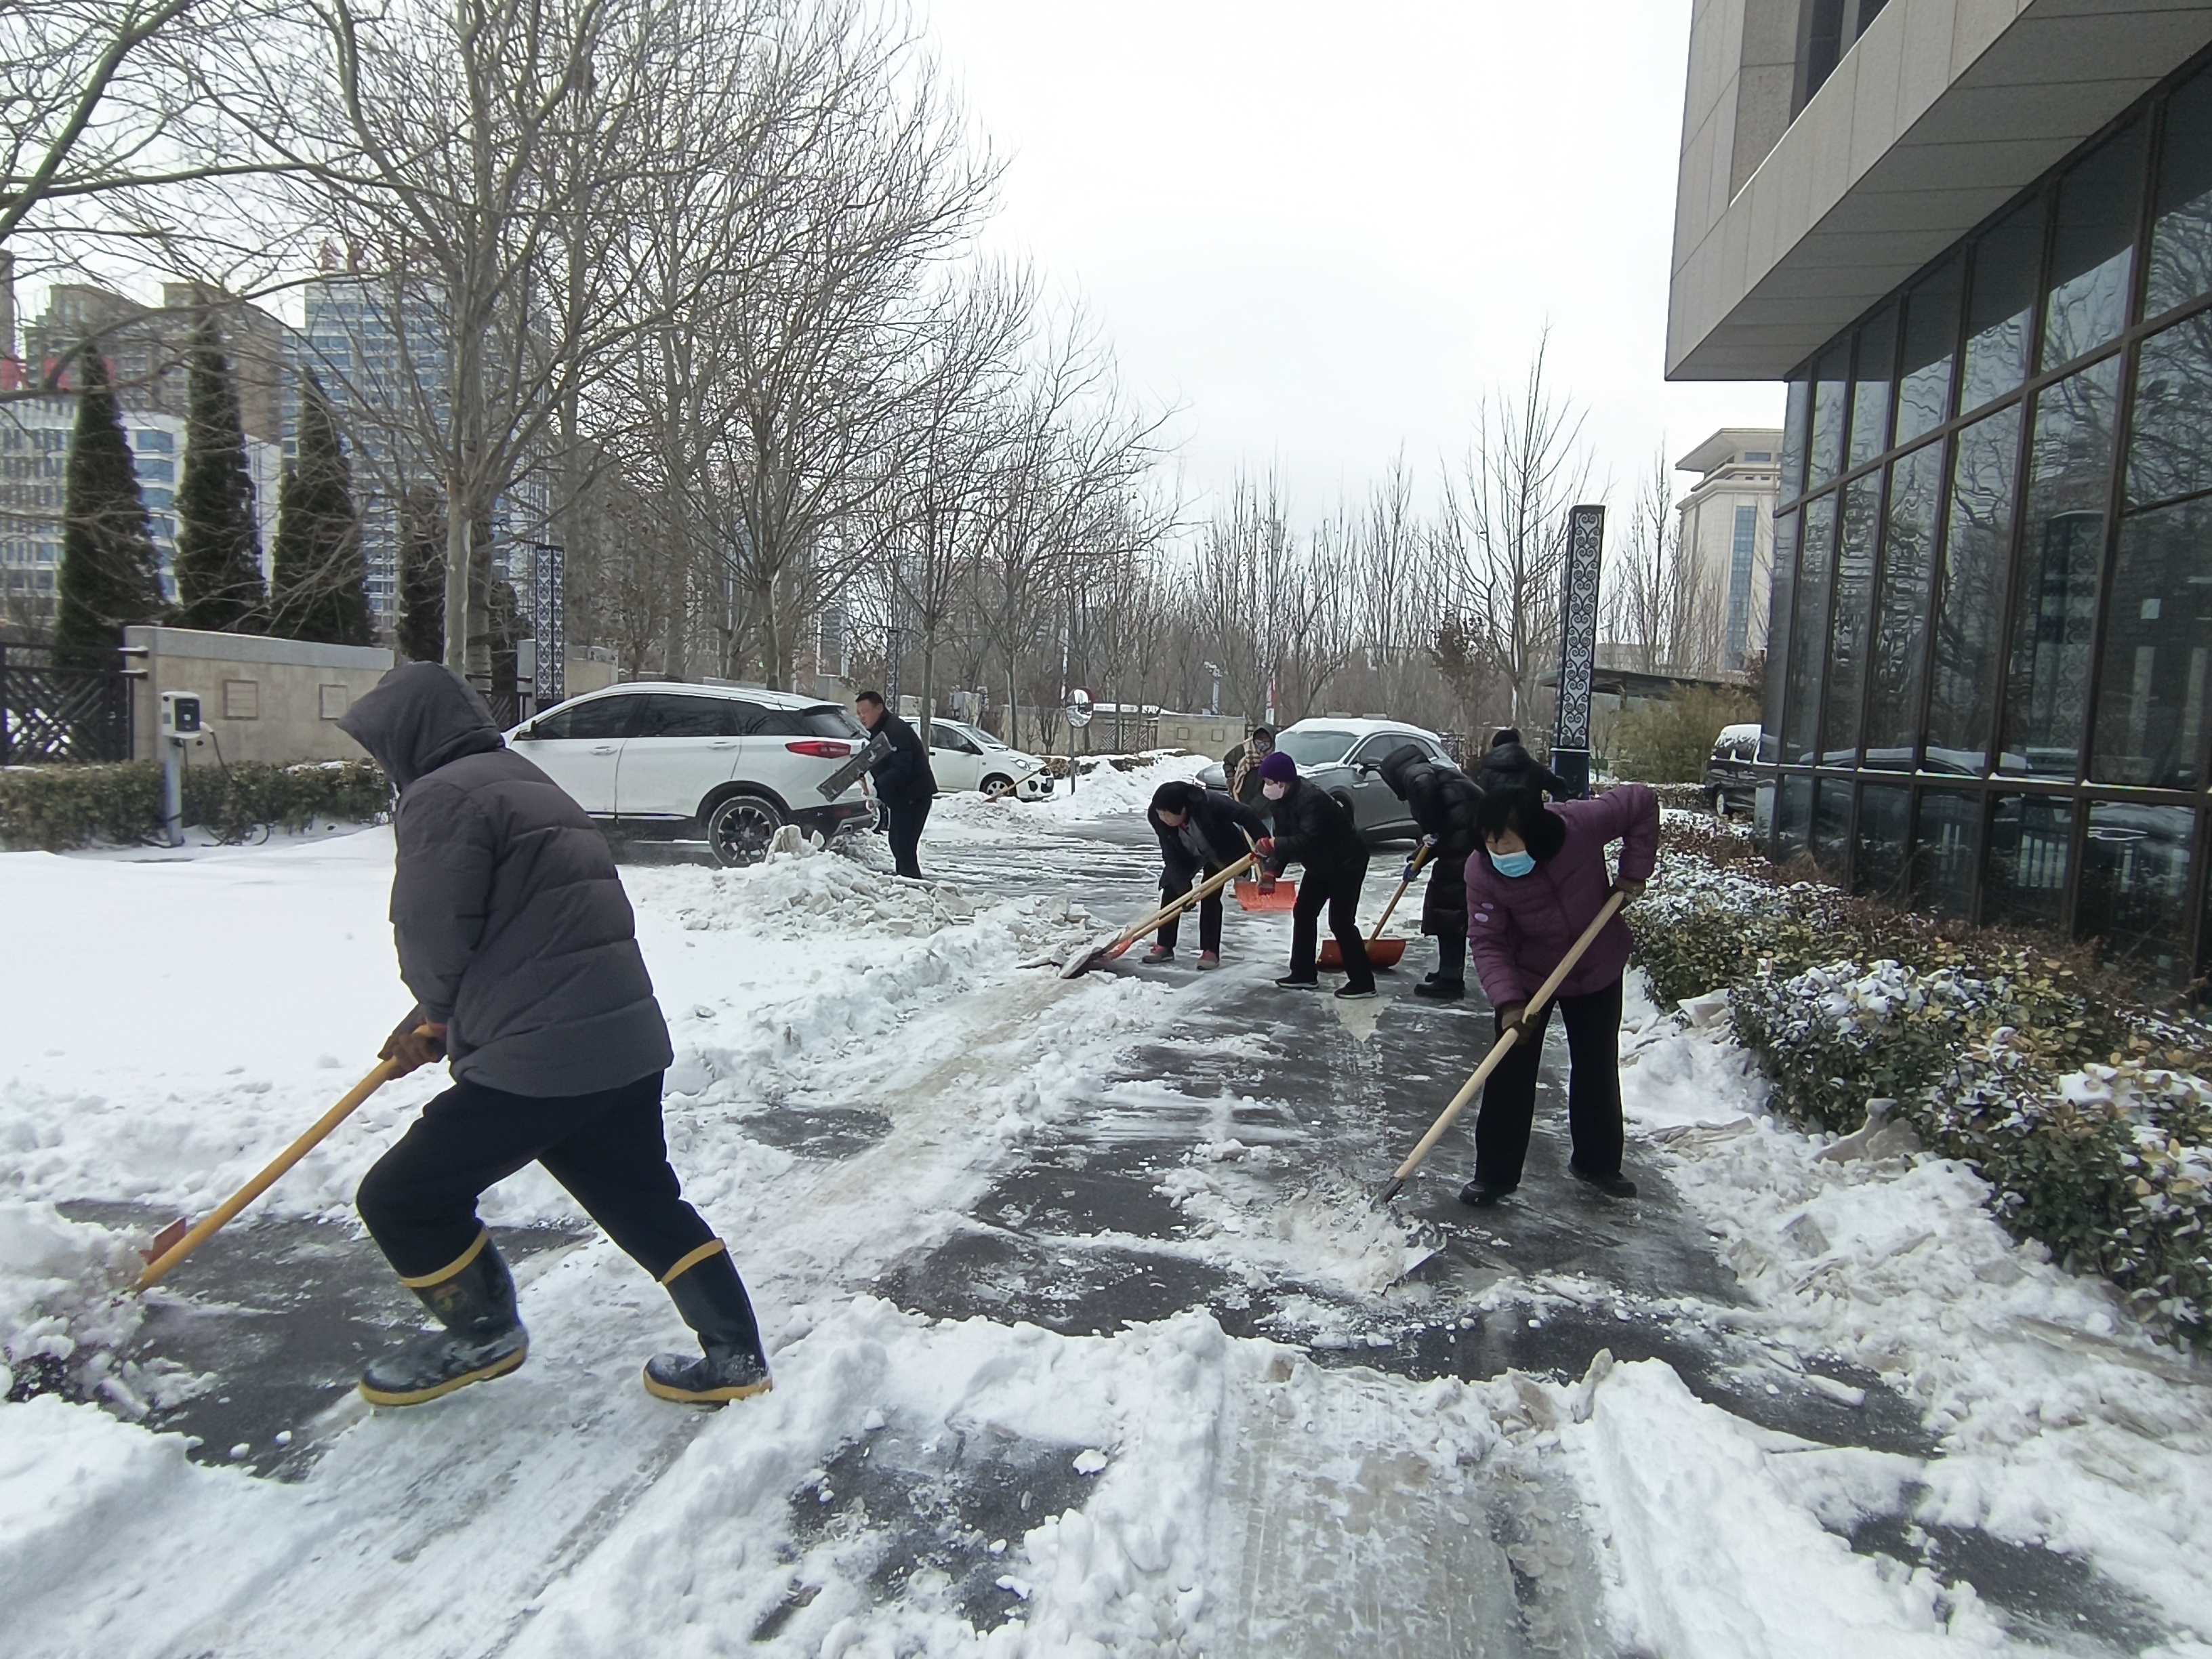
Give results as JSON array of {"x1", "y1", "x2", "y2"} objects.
[
  {"x1": 1896, "y1": 259, "x2": 1961, "y2": 446},
  {"x1": 1808, "y1": 345, "x2": 1849, "y2": 489},
  {"x1": 1811, "y1": 776, "x2": 1852, "y2": 874},
  {"x1": 1849, "y1": 306, "x2": 1896, "y2": 468},
  {"x1": 1822, "y1": 478, "x2": 1881, "y2": 764},
  {"x1": 1726, "y1": 505, "x2": 1758, "y2": 670},
  {"x1": 1855, "y1": 783, "x2": 1910, "y2": 901},
  {"x1": 2149, "y1": 62, "x2": 2212, "y2": 321},
  {"x1": 2077, "y1": 802, "x2": 2196, "y2": 978},
  {"x1": 1782, "y1": 494, "x2": 1837, "y2": 762},
  {"x1": 1760, "y1": 511, "x2": 1799, "y2": 762},
  {"x1": 1743, "y1": 451, "x2": 1774, "y2": 463},
  {"x1": 1925, "y1": 406, "x2": 2021, "y2": 775},
  {"x1": 134, "y1": 429, "x2": 174, "y2": 452},
  {"x1": 2045, "y1": 123, "x2": 2147, "y2": 371},
  {"x1": 1984, "y1": 794, "x2": 2073, "y2": 928},
  {"x1": 1998, "y1": 355, "x2": 2123, "y2": 778},
  {"x1": 1865, "y1": 440, "x2": 1944, "y2": 768},
  {"x1": 1778, "y1": 773, "x2": 1814, "y2": 858},
  {"x1": 1780, "y1": 379, "x2": 1811, "y2": 498},
  {"x1": 1913, "y1": 788, "x2": 1982, "y2": 918},
  {"x1": 1962, "y1": 197, "x2": 2045, "y2": 415}
]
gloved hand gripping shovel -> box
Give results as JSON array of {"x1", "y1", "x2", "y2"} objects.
[
  {"x1": 1059, "y1": 853, "x2": 1260, "y2": 979},
  {"x1": 1319, "y1": 842, "x2": 1430, "y2": 970},
  {"x1": 133, "y1": 1029, "x2": 436, "y2": 1291},
  {"x1": 1376, "y1": 892, "x2": 1626, "y2": 1205}
]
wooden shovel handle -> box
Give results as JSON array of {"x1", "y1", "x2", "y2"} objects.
[
  {"x1": 134, "y1": 1036, "x2": 428, "y2": 1292},
  {"x1": 1368, "y1": 842, "x2": 1432, "y2": 943},
  {"x1": 1114, "y1": 851, "x2": 1258, "y2": 952},
  {"x1": 1385, "y1": 890, "x2": 1628, "y2": 1189}
]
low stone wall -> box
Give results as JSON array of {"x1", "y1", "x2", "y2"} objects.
[{"x1": 124, "y1": 625, "x2": 394, "y2": 764}]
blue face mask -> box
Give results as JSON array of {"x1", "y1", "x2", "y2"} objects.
[{"x1": 1492, "y1": 849, "x2": 1536, "y2": 879}]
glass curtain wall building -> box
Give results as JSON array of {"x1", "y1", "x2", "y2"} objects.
[{"x1": 1761, "y1": 50, "x2": 2212, "y2": 982}]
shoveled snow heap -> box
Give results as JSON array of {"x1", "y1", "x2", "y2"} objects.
[{"x1": 933, "y1": 749, "x2": 1212, "y2": 829}]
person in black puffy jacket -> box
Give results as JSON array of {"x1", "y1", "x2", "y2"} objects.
[
  {"x1": 1145, "y1": 780, "x2": 1269, "y2": 966},
  {"x1": 1254, "y1": 750, "x2": 1374, "y2": 998},
  {"x1": 337, "y1": 662, "x2": 770, "y2": 1411},
  {"x1": 1377, "y1": 743, "x2": 1483, "y2": 1000},
  {"x1": 856, "y1": 691, "x2": 938, "y2": 878}
]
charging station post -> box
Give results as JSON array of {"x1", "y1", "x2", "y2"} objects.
[{"x1": 159, "y1": 691, "x2": 203, "y2": 846}]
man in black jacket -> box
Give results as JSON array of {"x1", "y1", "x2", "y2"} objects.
[
  {"x1": 1378, "y1": 743, "x2": 1482, "y2": 1000},
  {"x1": 1254, "y1": 750, "x2": 1375, "y2": 998},
  {"x1": 1145, "y1": 779, "x2": 1269, "y2": 967},
  {"x1": 857, "y1": 690, "x2": 937, "y2": 879},
  {"x1": 337, "y1": 663, "x2": 770, "y2": 1408}
]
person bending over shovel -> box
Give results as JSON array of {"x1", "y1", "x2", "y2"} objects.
[
  {"x1": 1376, "y1": 741, "x2": 1483, "y2": 1002},
  {"x1": 1145, "y1": 779, "x2": 1269, "y2": 967},
  {"x1": 336, "y1": 662, "x2": 771, "y2": 1408},
  {"x1": 1460, "y1": 781, "x2": 1658, "y2": 1208},
  {"x1": 1254, "y1": 750, "x2": 1376, "y2": 1000}
]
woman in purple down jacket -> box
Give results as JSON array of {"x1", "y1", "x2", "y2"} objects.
[{"x1": 1460, "y1": 781, "x2": 1658, "y2": 1209}]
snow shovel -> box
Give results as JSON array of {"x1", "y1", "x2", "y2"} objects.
[
  {"x1": 134, "y1": 1032, "x2": 432, "y2": 1292},
  {"x1": 1376, "y1": 890, "x2": 1628, "y2": 1205},
  {"x1": 1319, "y1": 842, "x2": 1431, "y2": 970},
  {"x1": 1232, "y1": 827, "x2": 1297, "y2": 911},
  {"x1": 1059, "y1": 853, "x2": 1260, "y2": 979}
]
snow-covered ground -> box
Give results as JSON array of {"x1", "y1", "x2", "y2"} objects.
[{"x1": 3, "y1": 766, "x2": 2208, "y2": 1657}]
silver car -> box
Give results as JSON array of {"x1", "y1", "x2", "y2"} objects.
[{"x1": 1198, "y1": 717, "x2": 1456, "y2": 843}]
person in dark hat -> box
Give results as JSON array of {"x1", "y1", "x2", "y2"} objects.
[
  {"x1": 1475, "y1": 728, "x2": 1574, "y2": 802},
  {"x1": 1254, "y1": 750, "x2": 1375, "y2": 999},
  {"x1": 1145, "y1": 779, "x2": 1269, "y2": 966},
  {"x1": 1376, "y1": 742, "x2": 1483, "y2": 1000},
  {"x1": 1461, "y1": 781, "x2": 1658, "y2": 1208}
]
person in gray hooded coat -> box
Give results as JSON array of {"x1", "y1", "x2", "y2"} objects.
[{"x1": 337, "y1": 661, "x2": 771, "y2": 1408}]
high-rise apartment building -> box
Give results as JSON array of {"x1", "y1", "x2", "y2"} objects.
[
  {"x1": 1670, "y1": 0, "x2": 2212, "y2": 982},
  {"x1": 1675, "y1": 428, "x2": 1784, "y2": 674}
]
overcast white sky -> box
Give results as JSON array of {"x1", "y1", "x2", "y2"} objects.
[{"x1": 921, "y1": 0, "x2": 1781, "y2": 523}]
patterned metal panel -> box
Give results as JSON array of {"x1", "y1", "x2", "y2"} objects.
[
  {"x1": 1554, "y1": 504, "x2": 1605, "y2": 752},
  {"x1": 529, "y1": 541, "x2": 565, "y2": 707}
]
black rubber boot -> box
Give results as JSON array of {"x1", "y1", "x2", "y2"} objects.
[
  {"x1": 1458, "y1": 1179, "x2": 1517, "y2": 1208},
  {"x1": 1414, "y1": 979, "x2": 1465, "y2": 1001},
  {"x1": 360, "y1": 1232, "x2": 529, "y2": 1406},
  {"x1": 644, "y1": 1242, "x2": 773, "y2": 1404},
  {"x1": 1570, "y1": 1164, "x2": 1638, "y2": 1199}
]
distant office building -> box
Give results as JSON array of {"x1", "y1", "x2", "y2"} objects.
[
  {"x1": 1669, "y1": 4, "x2": 2212, "y2": 982},
  {"x1": 1675, "y1": 428, "x2": 1783, "y2": 674},
  {"x1": 293, "y1": 273, "x2": 550, "y2": 635},
  {"x1": 1, "y1": 272, "x2": 278, "y2": 630}
]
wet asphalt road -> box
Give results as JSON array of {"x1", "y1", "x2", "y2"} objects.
[{"x1": 66, "y1": 806, "x2": 2171, "y2": 1655}]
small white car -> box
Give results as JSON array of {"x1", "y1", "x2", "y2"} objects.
[
  {"x1": 922, "y1": 718, "x2": 1053, "y2": 800},
  {"x1": 506, "y1": 682, "x2": 876, "y2": 866}
]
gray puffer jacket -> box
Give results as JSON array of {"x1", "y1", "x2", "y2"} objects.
[{"x1": 339, "y1": 662, "x2": 672, "y2": 1097}]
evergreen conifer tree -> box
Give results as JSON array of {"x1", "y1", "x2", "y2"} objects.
[
  {"x1": 54, "y1": 348, "x2": 165, "y2": 668},
  {"x1": 173, "y1": 318, "x2": 267, "y2": 630},
  {"x1": 269, "y1": 373, "x2": 371, "y2": 644},
  {"x1": 396, "y1": 485, "x2": 447, "y2": 662}
]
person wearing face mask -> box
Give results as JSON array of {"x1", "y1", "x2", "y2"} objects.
[
  {"x1": 1254, "y1": 750, "x2": 1376, "y2": 999},
  {"x1": 1460, "y1": 781, "x2": 1658, "y2": 1208}
]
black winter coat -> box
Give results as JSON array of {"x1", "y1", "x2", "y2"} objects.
[
  {"x1": 1147, "y1": 782, "x2": 1269, "y2": 889},
  {"x1": 1377, "y1": 744, "x2": 1482, "y2": 936},
  {"x1": 339, "y1": 662, "x2": 674, "y2": 1099},
  {"x1": 866, "y1": 713, "x2": 938, "y2": 804},
  {"x1": 1261, "y1": 776, "x2": 1366, "y2": 876},
  {"x1": 1475, "y1": 739, "x2": 1573, "y2": 802}
]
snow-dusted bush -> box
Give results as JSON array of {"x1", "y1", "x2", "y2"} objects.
[
  {"x1": 0, "y1": 757, "x2": 388, "y2": 850},
  {"x1": 1636, "y1": 830, "x2": 2212, "y2": 1344}
]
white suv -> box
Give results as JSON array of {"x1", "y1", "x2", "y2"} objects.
[
  {"x1": 924, "y1": 720, "x2": 1052, "y2": 800},
  {"x1": 507, "y1": 682, "x2": 875, "y2": 866}
]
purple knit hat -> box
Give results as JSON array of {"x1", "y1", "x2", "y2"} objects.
[{"x1": 1257, "y1": 750, "x2": 1297, "y2": 782}]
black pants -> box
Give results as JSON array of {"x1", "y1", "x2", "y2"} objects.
[
  {"x1": 1433, "y1": 926, "x2": 1467, "y2": 983},
  {"x1": 1289, "y1": 855, "x2": 1374, "y2": 991},
  {"x1": 356, "y1": 1070, "x2": 716, "y2": 1284},
  {"x1": 1473, "y1": 977, "x2": 1624, "y2": 1187},
  {"x1": 885, "y1": 795, "x2": 931, "y2": 879},
  {"x1": 1158, "y1": 868, "x2": 1224, "y2": 953}
]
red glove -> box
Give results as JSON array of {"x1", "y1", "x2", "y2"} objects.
[{"x1": 1256, "y1": 869, "x2": 1277, "y2": 895}]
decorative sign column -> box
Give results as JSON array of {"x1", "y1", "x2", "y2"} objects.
[
  {"x1": 1551, "y1": 504, "x2": 1605, "y2": 800},
  {"x1": 529, "y1": 541, "x2": 566, "y2": 710}
]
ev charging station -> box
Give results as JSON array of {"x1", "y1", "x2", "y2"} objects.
[{"x1": 159, "y1": 690, "x2": 205, "y2": 847}]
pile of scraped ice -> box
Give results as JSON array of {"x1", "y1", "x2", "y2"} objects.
[
  {"x1": 0, "y1": 1202, "x2": 196, "y2": 1416},
  {"x1": 933, "y1": 750, "x2": 1211, "y2": 828}
]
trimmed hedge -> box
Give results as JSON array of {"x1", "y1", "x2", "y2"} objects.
[
  {"x1": 0, "y1": 758, "x2": 390, "y2": 851},
  {"x1": 1637, "y1": 821, "x2": 2212, "y2": 1345}
]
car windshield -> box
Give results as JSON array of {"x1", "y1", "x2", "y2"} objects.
[{"x1": 1275, "y1": 729, "x2": 1357, "y2": 766}]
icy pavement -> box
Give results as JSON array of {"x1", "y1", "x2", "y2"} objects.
[{"x1": 3, "y1": 777, "x2": 2209, "y2": 1657}]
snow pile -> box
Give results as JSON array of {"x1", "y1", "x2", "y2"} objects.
[
  {"x1": 0, "y1": 1203, "x2": 199, "y2": 1418},
  {"x1": 1619, "y1": 1008, "x2": 2212, "y2": 1639},
  {"x1": 1576, "y1": 1359, "x2": 2011, "y2": 1656},
  {"x1": 1023, "y1": 752, "x2": 1211, "y2": 824},
  {"x1": 1158, "y1": 1152, "x2": 1429, "y2": 1305}
]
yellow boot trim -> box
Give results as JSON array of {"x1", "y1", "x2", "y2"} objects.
[
  {"x1": 358, "y1": 1340, "x2": 529, "y2": 1408},
  {"x1": 657, "y1": 1237, "x2": 729, "y2": 1286},
  {"x1": 398, "y1": 1228, "x2": 491, "y2": 1289},
  {"x1": 641, "y1": 1366, "x2": 773, "y2": 1405}
]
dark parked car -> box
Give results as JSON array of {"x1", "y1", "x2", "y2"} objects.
[{"x1": 1704, "y1": 722, "x2": 1760, "y2": 816}]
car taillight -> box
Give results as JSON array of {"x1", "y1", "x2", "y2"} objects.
[{"x1": 786, "y1": 739, "x2": 852, "y2": 759}]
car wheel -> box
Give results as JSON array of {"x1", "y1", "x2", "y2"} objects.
[
  {"x1": 981, "y1": 772, "x2": 1015, "y2": 798},
  {"x1": 704, "y1": 793, "x2": 783, "y2": 867}
]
